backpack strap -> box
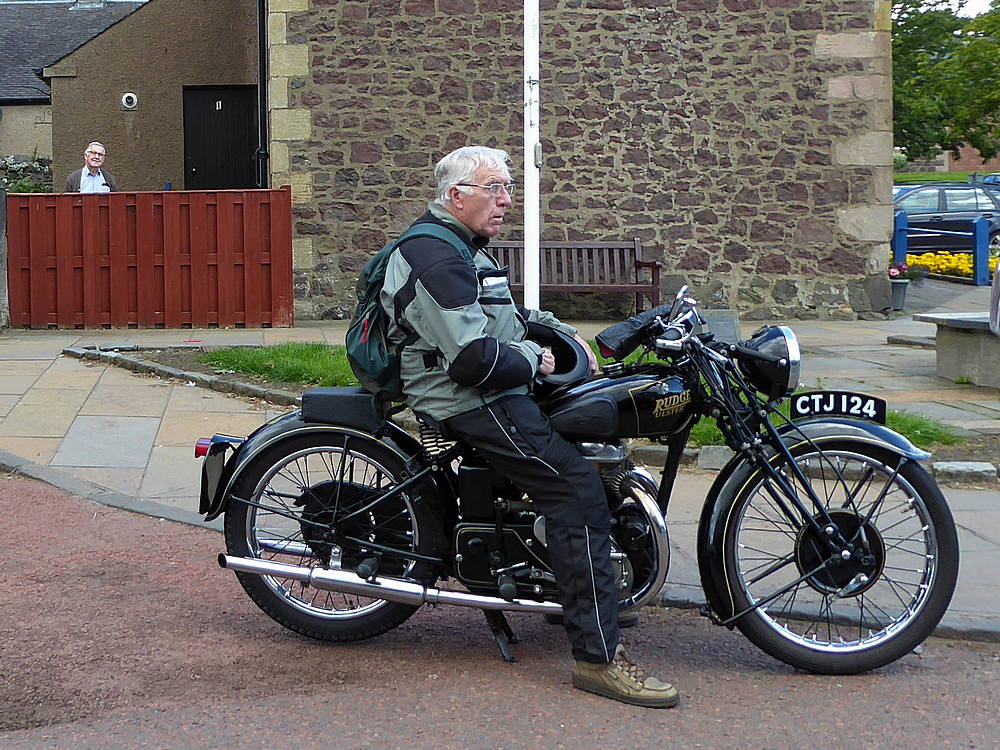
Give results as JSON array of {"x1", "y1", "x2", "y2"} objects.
[{"x1": 394, "y1": 222, "x2": 475, "y2": 265}]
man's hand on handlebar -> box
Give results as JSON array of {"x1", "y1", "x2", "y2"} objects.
[
  {"x1": 573, "y1": 333, "x2": 599, "y2": 375},
  {"x1": 539, "y1": 347, "x2": 556, "y2": 376}
]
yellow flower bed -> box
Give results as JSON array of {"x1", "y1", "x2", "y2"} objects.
[{"x1": 904, "y1": 251, "x2": 998, "y2": 278}]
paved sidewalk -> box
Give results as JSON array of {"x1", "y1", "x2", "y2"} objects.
[{"x1": 0, "y1": 279, "x2": 996, "y2": 638}]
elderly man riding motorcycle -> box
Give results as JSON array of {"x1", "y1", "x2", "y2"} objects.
[{"x1": 377, "y1": 145, "x2": 678, "y2": 708}]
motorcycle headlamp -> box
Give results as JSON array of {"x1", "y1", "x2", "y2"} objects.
[{"x1": 736, "y1": 325, "x2": 801, "y2": 401}]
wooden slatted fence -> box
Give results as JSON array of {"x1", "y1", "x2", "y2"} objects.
[{"x1": 5, "y1": 187, "x2": 293, "y2": 328}]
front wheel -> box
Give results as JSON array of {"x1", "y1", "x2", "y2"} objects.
[
  {"x1": 720, "y1": 440, "x2": 958, "y2": 674},
  {"x1": 223, "y1": 431, "x2": 441, "y2": 642}
]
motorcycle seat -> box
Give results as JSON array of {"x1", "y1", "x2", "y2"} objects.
[{"x1": 300, "y1": 387, "x2": 384, "y2": 431}]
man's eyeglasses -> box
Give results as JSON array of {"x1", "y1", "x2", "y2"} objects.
[
  {"x1": 457, "y1": 183, "x2": 515, "y2": 198},
  {"x1": 85, "y1": 151, "x2": 106, "y2": 158}
]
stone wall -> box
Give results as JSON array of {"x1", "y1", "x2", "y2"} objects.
[{"x1": 269, "y1": 0, "x2": 894, "y2": 321}]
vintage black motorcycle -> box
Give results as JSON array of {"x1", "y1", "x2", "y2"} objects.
[{"x1": 198, "y1": 287, "x2": 958, "y2": 675}]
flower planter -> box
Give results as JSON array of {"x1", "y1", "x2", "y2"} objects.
[{"x1": 890, "y1": 278, "x2": 909, "y2": 311}]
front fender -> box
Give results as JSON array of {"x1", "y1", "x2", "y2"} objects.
[
  {"x1": 200, "y1": 410, "x2": 422, "y2": 522},
  {"x1": 696, "y1": 417, "x2": 929, "y2": 624}
]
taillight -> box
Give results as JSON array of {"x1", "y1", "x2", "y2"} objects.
[{"x1": 194, "y1": 437, "x2": 213, "y2": 458}]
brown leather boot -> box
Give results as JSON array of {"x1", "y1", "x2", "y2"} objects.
[{"x1": 572, "y1": 644, "x2": 679, "y2": 708}]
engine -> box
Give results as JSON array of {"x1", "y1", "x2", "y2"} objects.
[{"x1": 451, "y1": 448, "x2": 662, "y2": 604}]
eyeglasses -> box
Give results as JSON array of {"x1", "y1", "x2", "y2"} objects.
[
  {"x1": 85, "y1": 150, "x2": 106, "y2": 158},
  {"x1": 456, "y1": 183, "x2": 515, "y2": 198}
]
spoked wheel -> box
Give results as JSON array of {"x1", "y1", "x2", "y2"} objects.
[
  {"x1": 223, "y1": 432, "x2": 440, "y2": 641},
  {"x1": 722, "y1": 440, "x2": 958, "y2": 674}
]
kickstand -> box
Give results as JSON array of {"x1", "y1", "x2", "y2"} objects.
[{"x1": 483, "y1": 610, "x2": 520, "y2": 663}]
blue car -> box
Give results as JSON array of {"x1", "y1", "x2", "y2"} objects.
[{"x1": 893, "y1": 182, "x2": 1000, "y2": 256}]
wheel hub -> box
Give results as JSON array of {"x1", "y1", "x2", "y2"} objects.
[
  {"x1": 296, "y1": 480, "x2": 370, "y2": 565},
  {"x1": 794, "y1": 509, "x2": 885, "y2": 596}
]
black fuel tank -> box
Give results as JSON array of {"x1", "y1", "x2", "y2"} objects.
[{"x1": 541, "y1": 373, "x2": 695, "y2": 441}]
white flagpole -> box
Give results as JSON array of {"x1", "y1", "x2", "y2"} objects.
[{"x1": 523, "y1": 0, "x2": 541, "y2": 309}]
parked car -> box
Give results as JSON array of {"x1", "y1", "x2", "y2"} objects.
[
  {"x1": 978, "y1": 173, "x2": 1000, "y2": 185},
  {"x1": 893, "y1": 182, "x2": 1000, "y2": 256}
]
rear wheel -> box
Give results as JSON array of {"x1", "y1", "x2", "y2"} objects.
[
  {"x1": 720, "y1": 440, "x2": 958, "y2": 674},
  {"x1": 223, "y1": 431, "x2": 440, "y2": 641}
]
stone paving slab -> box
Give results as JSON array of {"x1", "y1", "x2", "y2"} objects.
[
  {"x1": 893, "y1": 401, "x2": 995, "y2": 425},
  {"x1": 0, "y1": 403, "x2": 79, "y2": 437},
  {"x1": 19, "y1": 388, "x2": 91, "y2": 410},
  {"x1": 0, "y1": 394, "x2": 21, "y2": 417},
  {"x1": 877, "y1": 389, "x2": 993, "y2": 403},
  {"x1": 0, "y1": 437, "x2": 61, "y2": 463},
  {"x1": 0, "y1": 339, "x2": 78, "y2": 359},
  {"x1": 140, "y1": 446, "x2": 201, "y2": 498},
  {"x1": 166, "y1": 386, "x2": 264, "y2": 413},
  {"x1": 31, "y1": 367, "x2": 102, "y2": 390},
  {"x1": 0, "y1": 375, "x2": 43, "y2": 394},
  {"x1": 155, "y1": 411, "x2": 266, "y2": 447},
  {"x1": 80, "y1": 384, "x2": 172, "y2": 418},
  {"x1": 0, "y1": 360, "x2": 50, "y2": 375},
  {"x1": 50, "y1": 415, "x2": 159, "y2": 468}
]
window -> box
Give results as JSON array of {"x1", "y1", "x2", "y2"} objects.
[
  {"x1": 897, "y1": 188, "x2": 939, "y2": 214},
  {"x1": 943, "y1": 188, "x2": 978, "y2": 212}
]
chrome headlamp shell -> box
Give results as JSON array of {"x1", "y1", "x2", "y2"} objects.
[{"x1": 737, "y1": 325, "x2": 801, "y2": 401}]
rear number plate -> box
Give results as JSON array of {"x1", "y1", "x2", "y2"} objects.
[{"x1": 790, "y1": 391, "x2": 887, "y2": 424}]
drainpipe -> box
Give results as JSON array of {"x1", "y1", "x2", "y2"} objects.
[
  {"x1": 256, "y1": 0, "x2": 269, "y2": 188},
  {"x1": 0, "y1": 186, "x2": 8, "y2": 328}
]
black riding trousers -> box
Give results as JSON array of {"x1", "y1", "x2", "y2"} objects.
[{"x1": 444, "y1": 394, "x2": 620, "y2": 664}]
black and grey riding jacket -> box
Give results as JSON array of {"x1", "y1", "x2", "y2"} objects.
[{"x1": 380, "y1": 206, "x2": 576, "y2": 422}]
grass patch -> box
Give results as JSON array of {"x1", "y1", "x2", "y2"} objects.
[
  {"x1": 199, "y1": 342, "x2": 359, "y2": 387},
  {"x1": 886, "y1": 410, "x2": 962, "y2": 449},
  {"x1": 894, "y1": 171, "x2": 971, "y2": 183},
  {"x1": 200, "y1": 342, "x2": 962, "y2": 450}
]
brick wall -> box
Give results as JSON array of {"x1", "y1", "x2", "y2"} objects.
[{"x1": 269, "y1": 0, "x2": 893, "y2": 320}]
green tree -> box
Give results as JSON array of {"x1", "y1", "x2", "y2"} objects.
[
  {"x1": 936, "y1": 6, "x2": 1000, "y2": 160},
  {"x1": 892, "y1": 0, "x2": 966, "y2": 159}
]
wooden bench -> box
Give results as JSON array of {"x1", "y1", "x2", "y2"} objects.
[{"x1": 488, "y1": 238, "x2": 661, "y2": 313}]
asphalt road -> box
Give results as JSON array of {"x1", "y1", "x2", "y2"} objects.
[{"x1": 2, "y1": 476, "x2": 997, "y2": 750}]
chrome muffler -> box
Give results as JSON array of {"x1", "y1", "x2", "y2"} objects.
[{"x1": 218, "y1": 554, "x2": 563, "y2": 614}]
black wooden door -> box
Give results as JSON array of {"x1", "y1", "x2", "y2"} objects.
[{"x1": 183, "y1": 85, "x2": 258, "y2": 190}]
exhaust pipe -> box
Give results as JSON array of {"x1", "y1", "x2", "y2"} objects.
[{"x1": 218, "y1": 554, "x2": 563, "y2": 614}]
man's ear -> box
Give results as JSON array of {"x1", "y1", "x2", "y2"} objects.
[{"x1": 448, "y1": 185, "x2": 465, "y2": 210}]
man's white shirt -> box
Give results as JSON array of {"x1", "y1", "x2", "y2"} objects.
[{"x1": 80, "y1": 169, "x2": 110, "y2": 193}]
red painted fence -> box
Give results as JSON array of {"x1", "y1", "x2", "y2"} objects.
[{"x1": 5, "y1": 187, "x2": 293, "y2": 328}]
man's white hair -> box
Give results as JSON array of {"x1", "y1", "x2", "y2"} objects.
[{"x1": 433, "y1": 146, "x2": 512, "y2": 205}]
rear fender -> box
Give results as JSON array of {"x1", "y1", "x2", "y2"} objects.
[
  {"x1": 696, "y1": 417, "x2": 929, "y2": 624},
  {"x1": 200, "y1": 409, "x2": 423, "y2": 521}
]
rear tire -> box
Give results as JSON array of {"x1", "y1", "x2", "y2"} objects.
[
  {"x1": 223, "y1": 431, "x2": 440, "y2": 642},
  {"x1": 720, "y1": 440, "x2": 958, "y2": 674}
]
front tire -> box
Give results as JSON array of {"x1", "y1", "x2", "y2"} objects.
[
  {"x1": 223, "y1": 431, "x2": 440, "y2": 642},
  {"x1": 720, "y1": 440, "x2": 958, "y2": 674}
]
